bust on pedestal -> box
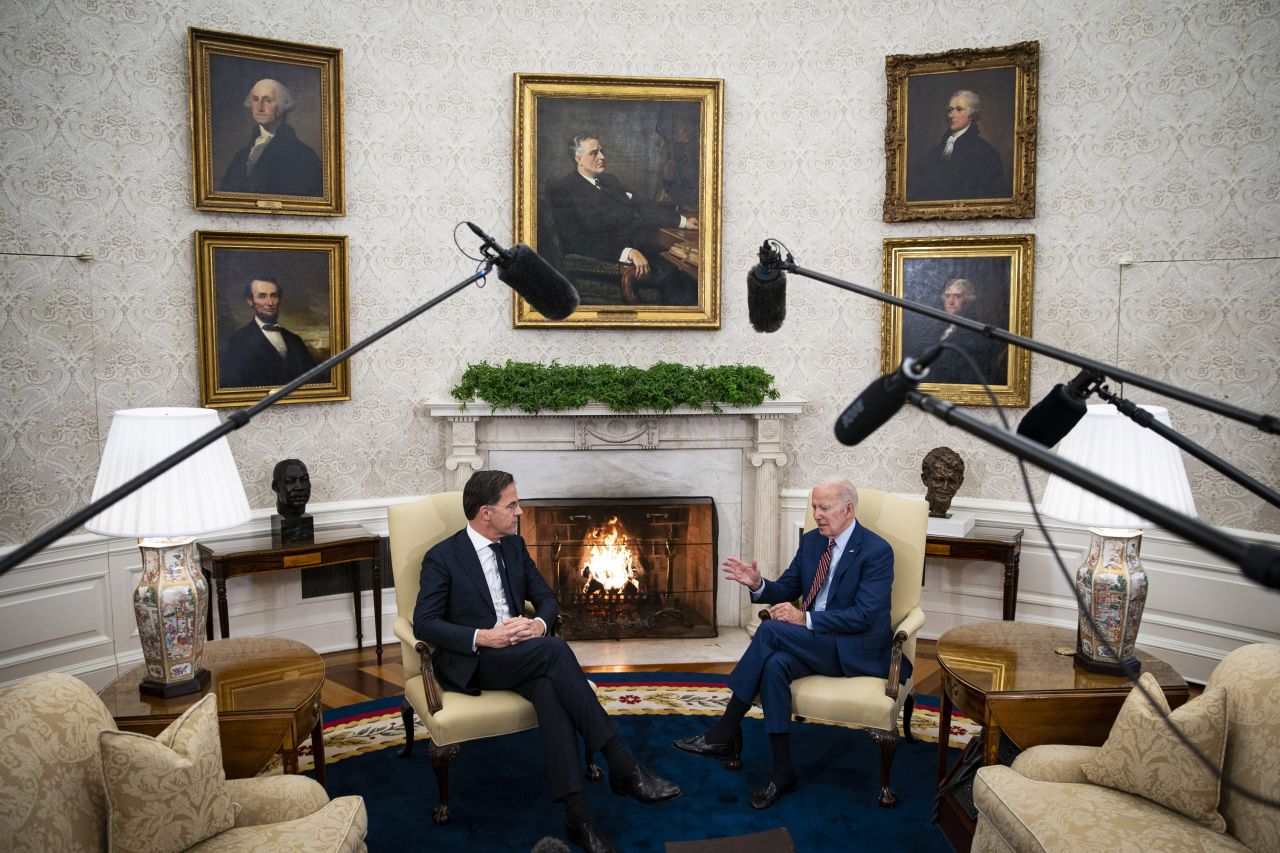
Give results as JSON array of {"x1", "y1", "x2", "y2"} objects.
[
  {"x1": 922, "y1": 446, "x2": 975, "y2": 537},
  {"x1": 271, "y1": 458, "x2": 313, "y2": 543}
]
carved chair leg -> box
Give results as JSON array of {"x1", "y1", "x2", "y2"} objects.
[
  {"x1": 428, "y1": 739, "x2": 460, "y2": 825},
  {"x1": 397, "y1": 698, "x2": 416, "y2": 758},
  {"x1": 901, "y1": 693, "x2": 917, "y2": 743},
  {"x1": 868, "y1": 728, "x2": 899, "y2": 808}
]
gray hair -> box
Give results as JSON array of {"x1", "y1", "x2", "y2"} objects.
[
  {"x1": 814, "y1": 475, "x2": 858, "y2": 511},
  {"x1": 951, "y1": 89, "x2": 981, "y2": 119},
  {"x1": 244, "y1": 79, "x2": 296, "y2": 115},
  {"x1": 944, "y1": 278, "x2": 976, "y2": 303},
  {"x1": 570, "y1": 132, "x2": 600, "y2": 159}
]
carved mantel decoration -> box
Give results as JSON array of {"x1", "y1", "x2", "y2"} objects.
[{"x1": 426, "y1": 399, "x2": 804, "y2": 629}]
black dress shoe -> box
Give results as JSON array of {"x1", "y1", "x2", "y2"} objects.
[
  {"x1": 672, "y1": 730, "x2": 743, "y2": 770},
  {"x1": 566, "y1": 819, "x2": 618, "y2": 853},
  {"x1": 749, "y1": 777, "x2": 797, "y2": 810},
  {"x1": 610, "y1": 762, "x2": 681, "y2": 803}
]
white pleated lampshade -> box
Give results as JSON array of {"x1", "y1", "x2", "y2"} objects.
[
  {"x1": 1041, "y1": 404, "x2": 1196, "y2": 530},
  {"x1": 86, "y1": 408, "x2": 251, "y2": 538}
]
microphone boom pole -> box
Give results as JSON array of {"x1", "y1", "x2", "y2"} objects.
[
  {"x1": 906, "y1": 389, "x2": 1280, "y2": 590},
  {"x1": 781, "y1": 261, "x2": 1280, "y2": 435},
  {"x1": 0, "y1": 264, "x2": 492, "y2": 579}
]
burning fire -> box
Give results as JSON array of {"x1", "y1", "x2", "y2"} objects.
[{"x1": 582, "y1": 516, "x2": 643, "y2": 593}]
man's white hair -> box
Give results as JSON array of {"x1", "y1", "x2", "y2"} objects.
[
  {"x1": 244, "y1": 78, "x2": 295, "y2": 115},
  {"x1": 951, "y1": 89, "x2": 981, "y2": 119},
  {"x1": 814, "y1": 475, "x2": 858, "y2": 510}
]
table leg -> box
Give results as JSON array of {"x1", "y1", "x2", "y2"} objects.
[
  {"x1": 216, "y1": 575, "x2": 230, "y2": 639},
  {"x1": 1003, "y1": 550, "x2": 1021, "y2": 621},
  {"x1": 983, "y1": 716, "x2": 1002, "y2": 766},
  {"x1": 311, "y1": 706, "x2": 327, "y2": 789},
  {"x1": 373, "y1": 540, "x2": 384, "y2": 665},
  {"x1": 351, "y1": 563, "x2": 364, "y2": 650},
  {"x1": 937, "y1": 684, "x2": 954, "y2": 786}
]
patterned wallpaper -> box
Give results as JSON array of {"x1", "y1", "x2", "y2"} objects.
[{"x1": 1, "y1": 0, "x2": 1277, "y2": 547}]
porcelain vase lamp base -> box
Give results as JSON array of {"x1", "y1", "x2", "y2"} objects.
[
  {"x1": 1074, "y1": 527, "x2": 1147, "y2": 675},
  {"x1": 134, "y1": 536, "x2": 210, "y2": 697}
]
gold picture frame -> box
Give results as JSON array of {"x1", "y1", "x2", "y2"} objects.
[
  {"x1": 189, "y1": 28, "x2": 344, "y2": 216},
  {"x1": 195, "y1": 231, "x2": 350, "y2": 407},
  {"x1": 881, "y1": 234, "x2": 1034, "y2": 407},
  {"x1": 513, "y1": 73, "x2": 723, "y2": 328},
  {"x1": 883, "y1": 41, "x2": 1039, "y2": 222}
]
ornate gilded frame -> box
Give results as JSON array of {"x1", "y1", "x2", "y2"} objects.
[
  {"x1": 513, "y1": 73, "x2": 723, "y2": 328},
  {"x1": 195, "y1": 231, "x2": 350, "y2": 407},
  {"x1": 881, "y1": 234, "x2": 1034, "y2": 407},
  {"x1": 883, "y1": 41, "x2": 1039, "y2": 222},
  {"x1": 189, "y1": 28, "x2": 344, "y2": 216}
]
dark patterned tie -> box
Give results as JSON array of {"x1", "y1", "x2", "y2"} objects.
[
  {"x1": 488, "y1": 543, "x2": 516, "y2": 617},
  {"x1": 803, "y1": 538, "x2": 837, "y2": 611}
]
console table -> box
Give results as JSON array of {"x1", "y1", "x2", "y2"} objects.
[
  {"x1": 198, "y1": 525, "x2": 384, "y2": 663},
  {"x1": 926, "y1": 526, "x2": 1023, "y2": 620},
  {"x1": 99, "y1": 637, "x2": 327, "y2": 786}
]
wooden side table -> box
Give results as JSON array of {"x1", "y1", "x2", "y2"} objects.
[
  {"x1": 933, "y1": 622, "x2": 1189, "y2": 851},
  {"x1": 198, "y1": 525, "x2": 384, "y2": 663},
  {"x1": 926, "y1": 526, "x2": 1023, "y2": 620},
  {"x1": 99, "y1": 637, "x2": 328, "y2": 786}
]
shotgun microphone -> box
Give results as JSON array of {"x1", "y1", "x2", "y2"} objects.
[
  {"x1": 834, "y1": 344, "x2": 944, "y2": 446},
  {"x1": 1017, "y1": 368, "x2": 1104, "y2": 447},
  {"x1": 465, "y1": 223, "x2": 580, "y2": 321}
]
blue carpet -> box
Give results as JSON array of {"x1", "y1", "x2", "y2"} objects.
[{"x1": 317, "y1": 692, "x2": 956, "y2": 851}]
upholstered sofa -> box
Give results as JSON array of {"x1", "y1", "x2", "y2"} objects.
[
  {"x1": 0, "y1": 671, "x2": 368, "y2": 852},
  {"x1": 972, "y1": 643, "x2": 1280, "y2": 852}
]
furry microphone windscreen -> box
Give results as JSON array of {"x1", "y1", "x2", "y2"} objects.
[
  {"x1": 747, "y1": 266, "x2": 786, "y2": 333},
  {"x1": 496, "y1": 244, "x2": 581, "y2": 320}
]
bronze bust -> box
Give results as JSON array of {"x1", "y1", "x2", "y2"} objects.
[
  {"x1": 921, "y1": 446, "x2": 965, "y2": 518},
  {"x1": 271, "y1": 458, "x2": 313, "y2": 542}
]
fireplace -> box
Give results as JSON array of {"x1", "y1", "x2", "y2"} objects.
[{"x1": 520, "y1": 497, "x2": 717, "y2": 640}]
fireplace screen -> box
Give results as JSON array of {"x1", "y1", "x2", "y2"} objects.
[{"x1": 520, "y1": 497, "x2": 717, "y2": 640}]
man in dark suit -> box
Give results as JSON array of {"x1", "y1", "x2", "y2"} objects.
[
  {"x1": 906, "y1": 277, "x2": 1004, "y2": 385},
  {"x1": 547, "y1": 132, "x2": 698, "y2": 305},
  {"x1": 674, "y1": 477, "x2": 904, "y2": 810},
  {"x1": 413, "y1": 470, "x2": 680, "y2": 853},
  {"x1": 218, "y1": 276, "x2": 323, "y2": 388},
  {"x1": 218, "y1": 78, "x2": 323, "y2": 197},
  {"x1": 907, "y1": 89, "x2": 1008, "y2": 202}
]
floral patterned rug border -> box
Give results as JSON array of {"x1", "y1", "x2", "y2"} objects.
[{"x1": 265, "y1": 679, "x2": 978, "y2": 774}]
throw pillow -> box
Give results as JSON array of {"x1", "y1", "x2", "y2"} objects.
[
  {"x1": 1083, "y1": 671, "x2": 1228, "y2": 831},
  {"x1": 99, "y1": 692, "x2": 236, "y2": 853}
]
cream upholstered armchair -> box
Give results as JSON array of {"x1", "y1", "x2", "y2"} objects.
[
  {"x1": 0, "y1": 671, "x2": 367, "y2": 852},
  {"x1": 972, "y1": 643, "x2": 1280, "y2": 852},
  {"x1": 389, "y1": 491, "x2": 599, "y2": 826},
  {"x1": 787, "y1": 487, "x2": 928, "y2": 808}
]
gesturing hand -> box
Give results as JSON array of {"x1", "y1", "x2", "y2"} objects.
[{"x1": 722, "y1": 556, "x2": 762, "y2": 591}]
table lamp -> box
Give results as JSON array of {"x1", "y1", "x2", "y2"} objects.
[
  {"x1": 1040, "y1": 404, "x2": 1195, "y2": 674},
  {"x1": 86, "y1": 408, "x2": 251, "y2": 697}
]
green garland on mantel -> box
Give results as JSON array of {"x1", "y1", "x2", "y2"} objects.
[{"x1": 450, "y1": 360, "x2": 780, "y2": 415}]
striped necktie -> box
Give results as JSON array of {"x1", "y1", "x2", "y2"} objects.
[{"x1": 803, "y1": 538, "x2": 837, "y2": 611}]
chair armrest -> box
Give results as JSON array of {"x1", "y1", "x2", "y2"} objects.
[
  {"x1": 392, "y1": 616, "x2": 445, "y2": 715},
  {"x1": 884, "y1": 606, "x2": 926, "y2": 702}
]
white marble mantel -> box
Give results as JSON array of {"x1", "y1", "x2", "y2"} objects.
[{"x1": 426, "y1": 399, "x2": 805, "y2": 628}]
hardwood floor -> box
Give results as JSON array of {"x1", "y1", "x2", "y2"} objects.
[{"x1": 318, "y1": 639, "x2": 946, "y2": 711}]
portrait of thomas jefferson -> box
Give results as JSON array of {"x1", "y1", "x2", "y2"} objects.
[{"x1": 900, "y1": 257, "x2": 1012, "y2": 387}]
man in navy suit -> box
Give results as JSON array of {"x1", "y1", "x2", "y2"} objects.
[
  {"x1": 674, "y1": 476, "x2": 904, "y2": 809},
  {"x1": 413, "y1": 470, "x2": 680, "y2": 853}
]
